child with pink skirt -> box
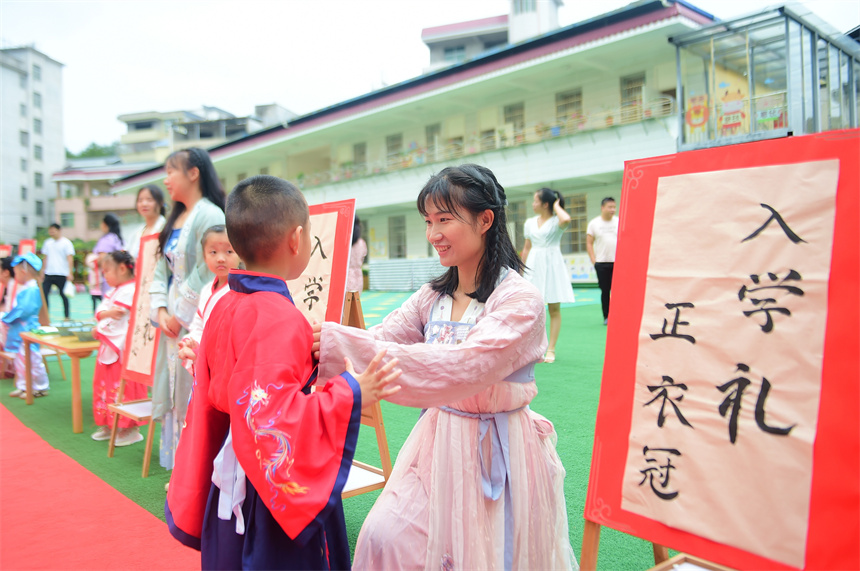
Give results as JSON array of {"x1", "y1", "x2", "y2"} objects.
[
  {"x1": 91, "y1": 251, "x2": 147, "y2": 446},
  {"x1": 315, "y1": 164, "x2": 577, "y2": 570}
]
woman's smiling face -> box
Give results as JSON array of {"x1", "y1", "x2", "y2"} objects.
[{"x1": 423, "y1": 200, "x2": 486, "y2": 268}]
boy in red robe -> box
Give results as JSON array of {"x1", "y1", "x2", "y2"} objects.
[{"x1": 166, "y1": 175, "x2": 400, "y2": 569}]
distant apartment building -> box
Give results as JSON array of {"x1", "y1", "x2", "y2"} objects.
[
  {"x1": 117, "y1": 104, "x2": 296, "y2": 164},
  {"x1": 422, "y1": 0, "x2": 562, "y2": 73},
  {"x1": 0, "y1": 46, "x2": 64, "y2": 243},
  {"x1": 51, "y1": 157, "x2": 154, "y2": 242},
  {"x1": 112, "y1": 0, "x2": 859, "y2": 289}
]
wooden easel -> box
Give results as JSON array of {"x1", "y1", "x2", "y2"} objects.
[
  {"x1": 340, "y1": 291, "x2": 394, "y2": 499},
  {"x1": 581, "y1": 520, "x2": 668, "y2": 570}
]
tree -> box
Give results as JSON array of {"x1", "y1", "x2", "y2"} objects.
[{"x1": 66, "y1": 142, "x2": 118, "y2": 159}]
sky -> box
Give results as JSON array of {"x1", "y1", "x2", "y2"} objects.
[{"x1": 2, "y1": 0, "x2": 857, "y2": 154}]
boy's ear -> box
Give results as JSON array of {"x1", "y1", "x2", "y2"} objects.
[{"x1": 288, "y1": 224, "x2": 304, "y2": 255}]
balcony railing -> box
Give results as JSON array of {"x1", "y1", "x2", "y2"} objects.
[{"x1": 295, "y1": 97, "x2": 676, "y2": 189}]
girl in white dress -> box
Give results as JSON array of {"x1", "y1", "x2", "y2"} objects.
[{"x1": 521, "y1": 187, "x2": 575, "y2": 363}]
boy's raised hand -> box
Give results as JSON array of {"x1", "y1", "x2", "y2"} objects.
[
  {"x1": 177, "y1": 338, "x2": 199, "y2": 362},
  {"x1": 345, "y1": 349, "x2": 401, "y2": 409},
  {"x1": 311, "y1": 321, "x2": 322, "y2": 361}
]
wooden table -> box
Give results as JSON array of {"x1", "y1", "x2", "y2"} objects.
[{"x1": 20, "y1": 331, "x2": 100, "y2": 434}]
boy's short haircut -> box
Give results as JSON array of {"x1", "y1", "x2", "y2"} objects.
[
  {"x1": 201, "y1": 225, "x2": 227, "y2": 248},
  {"x1": 226, "y1": 175, "x2": 308, "y2": 265},
  {"x1": 601, "y1": 196, "x2": 616, "y2": 206}
]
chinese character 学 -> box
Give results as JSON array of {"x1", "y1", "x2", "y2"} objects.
[
  {"x1": 738, "y1": 270, "x2": 804, "y2": 333},
  {"x1": 303, "y1": 276, "x2": 324, "y2": 311}
]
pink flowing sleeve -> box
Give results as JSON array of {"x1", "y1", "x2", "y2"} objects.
[{"x1": 319, "y1": 275, "x2": 547, "y2": 408}]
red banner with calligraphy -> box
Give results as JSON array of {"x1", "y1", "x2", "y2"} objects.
[
  {"x1": 286, "y1": 199, "x2": 355, "y2": 324},
  {"x1": 584, "y1": 130, "x2": 859, "y2": 569}
]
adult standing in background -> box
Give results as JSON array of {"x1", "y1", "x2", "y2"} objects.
[
  {"x1": 127, "y1": 184, "x2": 168, "y2": 260},
  {"x1": 150, "y1": 147, "x2": 225, "y2": 472},
  {"x1": 41, "y1": 223, "x2": 75, "y2": 319},
  {"x1": 347, "y1": 216, "x2": 367, "y2": 292},
  {"x1": 93, "y1": 213, "x2": 125, "y2": 296},
  {"x1": 586, "y1": 197, "x2": 618, "y2": 325},
  {"x1": 521, "y1": 187, "x2": 575, "y2": 364}
]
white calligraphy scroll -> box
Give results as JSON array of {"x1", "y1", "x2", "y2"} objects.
[
  {"x1": 620, "y1": 161, "x2": 838, "y2": 567},
  {"x1": 122, "y1": 234, "x2": 161, "y2": 384}
]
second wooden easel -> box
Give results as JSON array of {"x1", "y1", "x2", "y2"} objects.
[{"x1": 340, "y1": 291, "x2": 394, "y2": 498}]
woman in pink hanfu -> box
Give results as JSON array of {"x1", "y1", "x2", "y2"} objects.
[{"x1": 316, "y1": 164, "x2": 577, "y2": 570}]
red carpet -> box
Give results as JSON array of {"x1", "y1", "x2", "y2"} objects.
[{"x1": 0, "y1": 406, "x2": 199, "y2": 570}]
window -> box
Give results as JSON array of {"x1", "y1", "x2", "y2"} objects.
[
  {"x1": 480, "y1": 129, "x2": 497, "y2": 151},
  {"x1": 506, "y1": 201, "x2": 527, "y2": 252},
  {"x1": 20, "y1": 103, "x2": 26, "y2": 117},
  {"x1": 33, "y1": 64, "x2": 41, "y2": 80},
  {"x1": 33, "y1": 118, "x2": 42, "y2": 134},
  {"x1": 34, "y1": 145, "x2": 42, "y2": 160},
  {"x1": 560, "y1": 194, "x2": 588, "y2": 254},
  {"x1": 503, "y1": 102, "x2": 525, "y2": 131},
  {"x1": 35, "y1": 201, "x2": 44, "y2": 216},
  {"x1": 425, "y1": 124, "x2": 441, "y2": 159},
  {"x1": 21, "y1": 158, "x2": 27, "y2": 172},
  {"x1": 556, "y1": 89, "x2": 583, "y2": 124},
  {"x1": 33, "y1": 92, "x2": 41, "y2": 109},
  {"x1": 60, "y1": 212, "x2": 74, "y2": 227},
  {"x1": 513, "y1": 0, "x2": 536, "y2": 14},
  {"x1": 20, "y1": 131, "x2": 29, "y2": 147},
  {"x1": 21, "y1": 186, "x2": 27, "y2": 200},
  {"x1": 130, "y1": 121, "x2": 154, "y2": 130},
  {"x1": 22, "y1": 216, "x2": 28, "y2": 226},
  {"x1": 353, "y1": 142, "x2": 367, "y2": 169},
  {"x1": 386, "y1": 133, "x2": 403, "y2": 167},
  {"x1": 87, "y1": 212, "x2": 103, "y2": 230},
  {"x1": 443, "y1": 46, "x2": 466, "y2": 64},
  {"x1": 621, "y1": 73, "x2": 645, "y2": 123},
  {"x1": 388, "y1": 215, "x2": 406, "y2": 259},
  {"x1": 34, "y1": 172, "x2": 43, "y2": 188},
  {"x1": 446, "y1": 136, "x2": 464, "y2": 158}
]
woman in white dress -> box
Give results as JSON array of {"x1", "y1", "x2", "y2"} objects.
[{"x1": 521, "y1": 187, "x2": 575, "y2": 363}]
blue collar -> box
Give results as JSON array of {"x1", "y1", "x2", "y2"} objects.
[{"x1": 228, "y1": 270, "x2": 294, "y2": 304}]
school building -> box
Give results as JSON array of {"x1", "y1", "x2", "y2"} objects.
[{"x1": 109, "y1": 0, "x2": 860, "y2": 289}]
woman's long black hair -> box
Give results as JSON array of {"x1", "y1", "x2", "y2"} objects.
[
  {"x1": 102, "y1": 213, "x2": 123, "y2": 243},
  {"x1": 418, "y1": 164, "x2": 524, "y2": 303},
  {"x1": 352, "y1": 217, "x2": 362, "y2": 245},
  {"x1": 158, "y1": 147, "x2": 226, "y2": 254},
  {"x1": 536, "y1": 186, "x2": 564, "y2": 210}
]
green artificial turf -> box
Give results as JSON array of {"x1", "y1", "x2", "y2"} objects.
[{"x1": 2, "y1": 291, "x2": 662, "y2": 569}]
